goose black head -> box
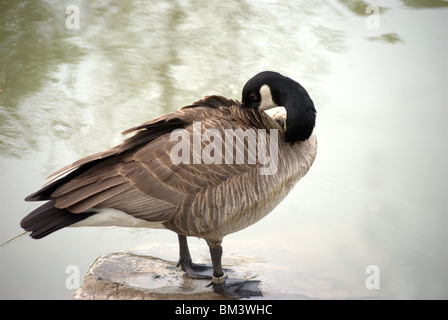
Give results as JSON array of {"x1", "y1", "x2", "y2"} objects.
[{"x1": 241, "y1": 71, "x2": 316, "y2": 143}]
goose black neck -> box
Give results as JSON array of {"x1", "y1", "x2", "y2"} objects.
[{"x1": 279, "y1": 81, "x2": 316, "y2": 144}]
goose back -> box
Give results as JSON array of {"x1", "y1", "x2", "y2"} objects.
[{"x1": 22, "y1": 95, "x2": 317, "y2": 242}]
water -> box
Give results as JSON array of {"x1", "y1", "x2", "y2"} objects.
[{"x1": 1, "y1": 0, "x2": 447, "y2": 299}]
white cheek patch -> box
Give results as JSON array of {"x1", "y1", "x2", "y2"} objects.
[{"x1": 259, "y1": 84, "x2": 279, "y2": 111}]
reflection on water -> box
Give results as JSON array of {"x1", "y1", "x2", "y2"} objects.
[
  {"x1": 367, "y1": 32, "x2": 403, "y2": 43},
  {"x1": 1, "y1": 0, "x2": 447, "y2": 299},
  {"x1": 1, "y1": 0, "x2": 341, "y2": 159}
]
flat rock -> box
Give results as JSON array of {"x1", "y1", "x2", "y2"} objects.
[{"x1": 74, "y1": 252, "x2": 225, "y2": 300}]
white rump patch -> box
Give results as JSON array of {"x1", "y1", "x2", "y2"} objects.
[{"x1": 70, "y1": 208, "x2": 167, "y2": 229}]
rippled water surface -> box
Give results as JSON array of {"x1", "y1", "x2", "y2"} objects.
[{"x1": 1, "y1": 0, "x2": 447, "y2": 299}]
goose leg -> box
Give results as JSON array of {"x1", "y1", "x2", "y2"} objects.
[
  {"x1": 207, "y1": 240, "x2": 263, "y2": 299},
  {"x1": 176, "y1": 235, "x2": 212, "y2": 279}
]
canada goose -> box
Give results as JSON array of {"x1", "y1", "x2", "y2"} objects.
[{"x1": 20, "y1": 71, "x2": 317, "y2": 298}]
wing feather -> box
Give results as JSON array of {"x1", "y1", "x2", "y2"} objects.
[
  {"x1": 23, "y1": 96, "x2": 291, "y2": 236},
  {"x1": 66, "y1": 183, "x2": 131, "y2": 214}
]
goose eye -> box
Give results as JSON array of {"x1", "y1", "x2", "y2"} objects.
[{"x1": 249, "y1": 93, "x2": 257, "y2": 101}]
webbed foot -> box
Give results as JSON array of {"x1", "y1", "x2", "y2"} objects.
[
  {"x1": 208, "y1": 276, "x2": 263, "y2": 299},
  {"x1": 176, "y1": 257, "x2": 213, "y2": 279}
]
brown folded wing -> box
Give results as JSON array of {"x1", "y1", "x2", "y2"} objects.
[{"x1": 24, "y1": 96, "x2": 276, "y2": 228}]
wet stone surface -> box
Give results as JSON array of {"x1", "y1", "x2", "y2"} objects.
[{"x1": 74, "y1": 252, "x2": 225, "y2": 300}]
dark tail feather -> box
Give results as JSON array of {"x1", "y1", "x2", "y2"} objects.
[{"x1": 20, "y1": 200, "x2": 94, "y2": 239}]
